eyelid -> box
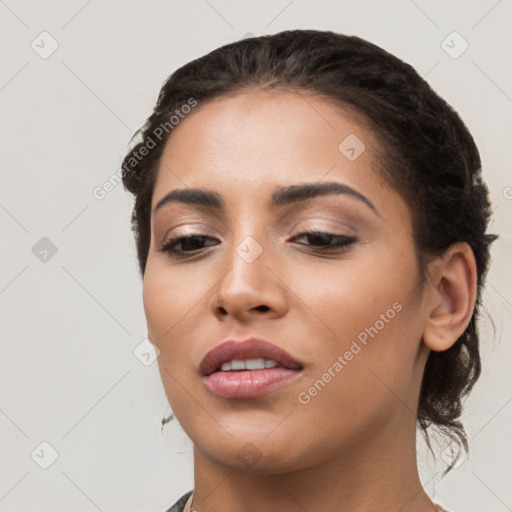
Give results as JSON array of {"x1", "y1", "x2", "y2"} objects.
[
  {"x1": 284, "y1": 218, "x2": 358, "y2": 239},
  {"x1": 157, "y1": 209, "x2": 361, "y2": 246},
  {"x1": 158, "y1": 223, "x2": 220, "y2": 247}
]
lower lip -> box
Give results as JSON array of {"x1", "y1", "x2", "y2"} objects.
[{"x1": 204, "y1": 368, "x2": 302, "y2": 399}]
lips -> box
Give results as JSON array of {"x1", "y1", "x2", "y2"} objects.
[
  {"x1": 199, "y1": 337, "x2": 303, "y2": 376},
  {"x1": 200, "y1": 338, "x2": 304, "y2": 400}
]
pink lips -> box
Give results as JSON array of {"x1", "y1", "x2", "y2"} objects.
[{"x1": 199, "y1": 338, "x2": 303, "y2": 399}]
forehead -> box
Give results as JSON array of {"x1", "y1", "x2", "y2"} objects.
[{"x1": 152, "y1": 90, "x2": 390, "y2": 211}]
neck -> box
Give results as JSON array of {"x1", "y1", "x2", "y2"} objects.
[{"x1": 188, "y1": 410, "x2": 438, "y2": 512}]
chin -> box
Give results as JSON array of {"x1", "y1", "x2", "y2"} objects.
[{"x1": 195, "y1": 432, "x2": 316, "y2": 474}]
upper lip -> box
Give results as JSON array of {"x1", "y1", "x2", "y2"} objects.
[{"x1": 199, "y1": 338, "x2": 304, "y2": 376}]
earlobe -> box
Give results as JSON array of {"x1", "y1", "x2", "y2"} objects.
[{"x1": 422, "y1": 242, "x2": 477, "y2": 352}]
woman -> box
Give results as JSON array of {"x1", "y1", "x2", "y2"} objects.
[{"x1": 121, "y1": 29, "x2": 496, "y2": 512}]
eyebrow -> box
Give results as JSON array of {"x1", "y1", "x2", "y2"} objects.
[{"x1": 152, "y1": 181, "x2": 379, "y2": 217}]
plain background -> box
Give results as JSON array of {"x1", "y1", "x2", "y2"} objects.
[{"x1": 0, "y1": 1, "x2": 511, "y2": 511}]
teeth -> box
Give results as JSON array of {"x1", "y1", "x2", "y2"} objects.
[
  {"x1": 245, "y1": 358, "x2": 264, "y2": 370},
  {"x1": 220, "y1": 358, "x2": 280, "y2": 371},
  {"x1": 231, "y1": 359, "x2": 246, "y2": 370}
]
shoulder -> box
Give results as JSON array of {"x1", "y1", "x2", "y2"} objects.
[
  {"x1": 161, "y1": 493, "x2": 450, "y2": 512},
  {"x1": 163, "y1": 490, "x2": 193, "y2": 512}
]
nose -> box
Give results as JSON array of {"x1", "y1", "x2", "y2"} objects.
[{"x1": 211, "y1": 235, "x2": 289, "y2": 322}]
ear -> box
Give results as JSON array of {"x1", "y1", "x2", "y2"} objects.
[{"x1": 422, "y1": 242, "x2": 477, "y2": 352}]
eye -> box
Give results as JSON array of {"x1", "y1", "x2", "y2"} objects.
[
  {"x1": 159, "y1": 230, "x2": 357, "y2": 259},
  {"x1": 159, "y1": 234, "x2": 218, "y2": 257},
  {"x1": 290, "y1": 230, "x2": 357, "y2": 251}
]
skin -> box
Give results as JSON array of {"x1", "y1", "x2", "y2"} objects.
[{"x1": 142, "y1": 89, "x2": 477, "y2": 512}]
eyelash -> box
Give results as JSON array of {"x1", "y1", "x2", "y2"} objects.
[{"x1": 159, "y1": 230, "x2": 357, "y2": 258}]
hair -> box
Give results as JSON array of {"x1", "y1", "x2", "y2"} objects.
[{"x1": 121, "y1": 29, "x2": 497, "y2": 468}]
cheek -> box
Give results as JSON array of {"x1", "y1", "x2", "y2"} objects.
[
  {"x1": 142, "y1": 258, "x2": 220, "y2": 390},
  {"x1": 288, "y1": 302, "x2": 421, "y2": 460},
  {"x1": 289, "y1": 240, "x2": 417, "y2": 340},
  {"x1": 142, "y1": 259, "x2": 208, "y2": 343},
  {"x1": 142, "y1": 262, "x2": 204, "y2": 413},
  {"x1": 290, "y1": 241, "x2": 422, "y2": 403}
]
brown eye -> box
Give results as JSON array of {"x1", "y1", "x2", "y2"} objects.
[
  {"x1": 160, "y1": 235, "x2": 218, "y2": 256},
  {"x1": 291, "y1": 231, "x2": 356, "y2": 250}
]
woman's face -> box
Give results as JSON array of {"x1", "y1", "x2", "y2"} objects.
[{"x1": 143, "y1": 90, "x2": 430, "y2": 472}]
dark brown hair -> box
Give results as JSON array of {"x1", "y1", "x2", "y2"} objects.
[{"x1": 121, "y1": 29, "x2": 497, "y2": 467}]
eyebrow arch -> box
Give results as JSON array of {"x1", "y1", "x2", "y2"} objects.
[{"x1": 153, "y1": 181, "x2": 379, "y2": 217}]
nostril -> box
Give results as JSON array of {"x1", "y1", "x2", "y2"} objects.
[{"x1": 254, "y1": 305, "x2": 270, "y2": 312}]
